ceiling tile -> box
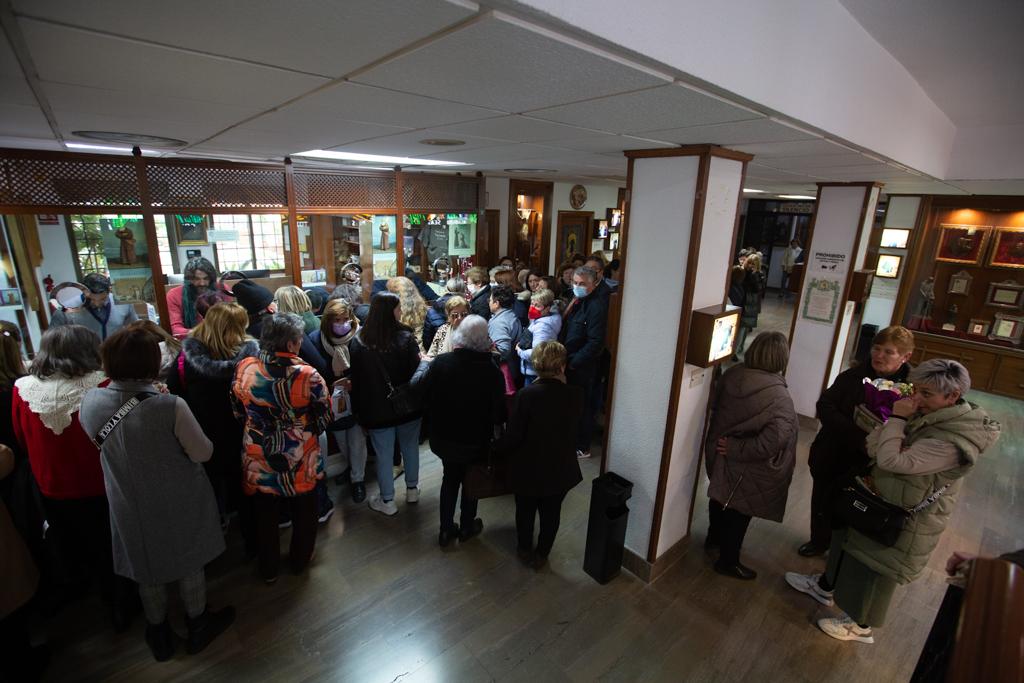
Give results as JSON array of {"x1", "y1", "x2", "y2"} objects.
[
  {"x1": 947, "y1": 179, "x2": 1024, "y2": 195},
  {"x1": 352, "y1": 13, "x2": 668, "y2": 112},
  {"x1": 14, "y1": 0, "x2": 477, "y2": 77},
  {"x1": 22, "y1": 19, "x2": 328, "y2": 109},
  {"x1": 421, "y1": 143, "x2": 569, "y2": 163},
  {"x1": 0, "y1": 32, "x2": 37, "y2": 106},
  {"x1": 527, "y1": 83, "x2": 761, "y2": 134},
  {"x1": 639, "y1": 118, "x2": 818, "y2": 146},
  {"x1": 206, "y1": 119, "x2": 414, "y2": 156},
  {"x1": 0, "y1": 103, "x2": 53, "y2": 138},
  {"x1": 553, "y1": 135, "x2": 674, "y2": 154},
  {"x1": 732, "y1": 138, "x2": 860, "y2": 158},
  {"x1": 430, "y1": 115, "x2": 607, "y2": 143},
  {"x1": 53, "y1": 111, "x2": 226, "y2": 144},
  {"x1": 762, "y1": 154, "x2": 877, "y2": 171},
  {"x1": 328, "y1": 128, "x2": 511, "y2": 156}
]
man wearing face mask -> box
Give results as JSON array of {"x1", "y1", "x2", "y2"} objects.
[
  {"x1": 559, "y1": 266, "x2": 608, "y2": 458},
  {"x1": 50, "y1": 273, "x2": 138, "y2": 341},
  {"x1": 464, "y1": 267, "x2": 492, "y2": 321}
]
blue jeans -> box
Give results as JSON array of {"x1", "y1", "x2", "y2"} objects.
[{"x1": 368, "y1": 418, "x2": 421, "y2": 502}]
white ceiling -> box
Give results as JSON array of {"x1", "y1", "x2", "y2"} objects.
[{"x1": 0, "y1": 0, "x2": 1021, "y2": 197}]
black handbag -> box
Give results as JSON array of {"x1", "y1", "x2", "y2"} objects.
[
  {"x1": 370, "y1": 349, "x2": 420, "y2": 418},
  {"x1": 463, "y1": 451, "x2": 511, "y2": 499},
  {"x1": 834, "y1": 477, "x2": 950, "y2": 547}
]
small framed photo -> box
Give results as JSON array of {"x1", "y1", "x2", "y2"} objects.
[
  {"x1": 0, "y1": 288, "x2": 22, "y2": 306},
  {"x1": 36, "y1": 214, "x2": 60, "y2": 225},
  {"x1": 609, "y1": 232, "x2": 620, "y2": 250},
  {"x1": 986, "y1": 280, "x2": 1024, "y2": 309},
  {"x1": 174, "y1": 214, "x2": 210, "y2": 246},
  {"x1": 968, "y1": 319, "x2": 990, "y2": 336},
  {"x1": 990, "y1": 313, "x2": 1024, "y2": 344},
  {"x1": 875, "y1": 254, "x2": 902, "y2": 279},
  {"x1": 880, "y1": 228, "x2": 910, "y2": 249},
  {"x1": 935, "y1": 224, "x2": 991, "y2": 264},
  {"x1": 987, "y1": 226, "x2": 1024, "y2": 269},
  {"x1": 947, "y1": 270, "x2": 973, "y2": 295},
  {"x1": 608, "y1": 209, "x2": 622, "y2": 228},
  {"x1": 595, "y1": 220, "x2": 609, "y2": 239}
]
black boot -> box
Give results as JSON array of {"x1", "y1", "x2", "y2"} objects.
[
  {"x1": 145, "y1": 620, "x2": 175, "y2": 662},
  {"x1": 185, "y1": 606, "x2": 236, "y2": 655}
]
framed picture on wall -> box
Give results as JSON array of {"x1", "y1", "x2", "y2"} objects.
[
  {"x1": 985, "y1": 280, "x2": 1024, "y2": 309},
  {"x1": 875, "y1": 254, "x2": 902, "y2": 278},
  {"x1": 968, "y1": 319, "x2": 990, "y2": 336},
  {"x1": 173, "y1": 214, "x2": 209, "y2": 246},
  {"x1": 880, "y1": 228, "x2": 910, "y2": 249},
  {"x1": 947, "y1": 270, "x2": 973, "y2": 295},
  {"x1": 990, "y1": 313, "x2": 1024, "y2": 344},
  {"x1": 987, "y1": 226, "x2": 1024, "y2": 269},
  {"x1": 935, "y1": 224, "x2": 991, "y2": 264}
]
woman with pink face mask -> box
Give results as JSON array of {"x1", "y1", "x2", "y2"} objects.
[{"x1": 306, "y1": 299, "x2": 368, "y2": 503}]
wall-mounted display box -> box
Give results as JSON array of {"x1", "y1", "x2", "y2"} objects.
[{"x1": 686, "y1": 303, "x2": 741, "y2": 368}]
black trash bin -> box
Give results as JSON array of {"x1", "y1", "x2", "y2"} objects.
[
  {"x1": 583, "y1": 472, "x2": 633, "y2": 584},
  {"x1": 855, "y1": 323, "x2": 879, "y2": 368}
]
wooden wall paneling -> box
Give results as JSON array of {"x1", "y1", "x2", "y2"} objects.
[
  {"x1": 310, "y1": 215, "x2": 336, "y2": 288},
  {"x1": 891, "y1": 196, "x2": 934, "y2": 325},
  {"x1": 480, "y1": 209, "x2": 500, "y2": 267},
  {"x1": 395, "y1": 168, "x2": 406, "y2": 277}
]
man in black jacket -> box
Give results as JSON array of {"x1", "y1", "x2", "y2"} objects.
[{"x1": 559, "y1": 266, "x2": 608, "y2": 458}]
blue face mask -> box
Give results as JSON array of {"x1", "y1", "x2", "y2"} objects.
[{"x1": 572, "y1": 285, "x2": 589, "y2": 298}]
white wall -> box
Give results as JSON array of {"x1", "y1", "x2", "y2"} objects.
[
  {"x1": 514, "y1": 0, "x2": 956, "y2": 178},
  {"x1": 863, "y1": 196, "x2": 921, "y2": 330},
  {"x1": 35, "y1": 217, "x2": 78, "y2": 317},
  {"x1": 947, "y1": 124, "x2": 1024, "y2": 180},
  {"x1": 606, "y1": 155, "x2": 698, "y2": 558},
  {"x1": 658, "y1": 156, "x2": 742, "y2": 556},
  {"x1": 485, "y1": 176, "x2": 510, "y2": 261}
]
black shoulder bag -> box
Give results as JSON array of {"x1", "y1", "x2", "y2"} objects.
[
  {"x1": 91, "y1": 392, "x2": 155, "y2": 447},
  {"x1": 369, "y1": 348, "x2": 420, "y2": 418},
  {"x1": 834, "y1": 477, "x2": 951, "y2": 547}
]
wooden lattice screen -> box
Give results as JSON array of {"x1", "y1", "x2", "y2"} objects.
[{"x1": 292, "y1": 170, "x2": 396, "y2": 211}]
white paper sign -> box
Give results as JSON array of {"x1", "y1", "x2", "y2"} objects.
[
  {"x1": 809, "y1": 250, "x2": 848, "y2": 277},
  {"x1": 207, "y1": 229, "x2": 239, "y2": 242}
]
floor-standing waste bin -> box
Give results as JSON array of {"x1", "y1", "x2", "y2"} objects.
[{"x1": 583, "y1": 472, "x2": 633, "y2": 584}]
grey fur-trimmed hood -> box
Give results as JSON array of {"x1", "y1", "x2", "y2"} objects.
[{"x1": 182, "y1": 336, "x2": 258, "y2": 379}]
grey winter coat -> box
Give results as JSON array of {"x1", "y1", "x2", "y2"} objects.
[
  {"x1": 79, "y1": 380, "x2": 224, "y2": 585},
  {"x1": 50, "y1": 301, "x2": 138, "y2": 341},
  {"x1": 704, "y1": 364, "x2": 798, "y2": 522}
]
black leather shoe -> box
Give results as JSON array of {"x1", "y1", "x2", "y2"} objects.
[
  {"x1": 713, "y1": 562, "x2": 757, "y2": 580},
  {"x1": 145, "y1": 620, "x2": 175, "y2": 662},
  {"x1": 798, "y1": 542, "x2": 827, "y2": 557},
  {"x1": 185, "y1": 606, "x2": 235, "y2": 655},
  {"x1": 439, "y1": 526, "x2": 460, "y2": 548},
  {"x1": 459, "y1": 518, "x2": 484, "y2": 542},
  {"x1": 516, "y1": 546, "x2": 534, "y2": 565},
  {"x1": 351, "y1": 482, "x2": 366, "y2": 503}
]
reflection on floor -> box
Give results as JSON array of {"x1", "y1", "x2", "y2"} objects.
[{"x1": 41, "y1": 315, "x2": 1021, "y2": 682}]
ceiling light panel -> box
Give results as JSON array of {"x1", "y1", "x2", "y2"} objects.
[
  {"x1": 527, "y1": 82, "x2": 761, "y2": 135},
  {"x1": 352, "y1": 13, "x2": 668, "y2": 112},
  {"x1": 12, "y1": 0, "x2": 477, "y2": 77}
]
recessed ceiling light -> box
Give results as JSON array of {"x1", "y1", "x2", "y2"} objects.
[
  {"x1": 778, "y1": 194, "x2": 817, "y2": 200},
  {"x1": 742, "y1": 188, "x2": 765, "y2": 193},
  {"x1": 66, "y1": 142, "x2": 161, "y2": 154},
  {"x1": 504, "y1": 168, "x2": 557, "y2": 173},
  {"x1": 71, "y1": 130, "x2": 187, "y2": 148},
  {"x1": 419, "y1": 138, "x2": 465, "y2": 146},
  {"x1": 293, "y1": 149, "x2": 470, "y2": 167}
]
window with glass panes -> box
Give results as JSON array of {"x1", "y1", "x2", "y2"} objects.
[{"x1": 210, "y1": 215, "x2": 254, "y2": 271}]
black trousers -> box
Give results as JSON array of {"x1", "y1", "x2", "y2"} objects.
[
  {"x1": 252, "y1": 492, "x2": 317, "y2": 580},
  {"x1": 567, "y1": 366, "x2": 597, "y2": 452},
  {"x1": 515, "y1": 492, "x2": 566, "y2": 557},
  {"x1": 439, "y1": 461, "x2": 478, "y2": 533},
  {"x1": 707, "y1": 498, "x2": 752, "y2": 566}
]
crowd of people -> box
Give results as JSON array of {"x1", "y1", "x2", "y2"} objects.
[
  {"x1": 0, "y1": 246, "x2": 1010, "y2": 677},
  {"x1": 0, "y1": 250, "x2": 619, "y2": 670}
]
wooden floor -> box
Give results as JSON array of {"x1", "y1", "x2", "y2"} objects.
[{"x1": 40, "y1": 387, "x2": 1021, "y2": 682}]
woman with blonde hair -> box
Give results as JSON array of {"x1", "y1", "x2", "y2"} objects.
[
  {"x1": 275, "y1": 285, "x2": 318, "y2": 335},
  {"x1": 426, "y1": 296, "x2": 469, "y2": 358},
  {"x1": 735, "y1": 252, "x2": 765, "y2": 357},
  {"x1": 167, "y1": 302, "x2": 257, "y2": 544},
  {"x1": 386, "y1": 276, "x2": 428, "y2": 351}
]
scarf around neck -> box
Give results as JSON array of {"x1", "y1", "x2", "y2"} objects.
[
  {"x1": 320, "y1": 326, "x2": 357, "y2": 376},
  {"x1": 15, "y1": 371, "x2": 106, "y2": 434}
]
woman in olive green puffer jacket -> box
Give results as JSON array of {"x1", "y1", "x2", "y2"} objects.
[{"x1": 785, "y1": 359, "x2": 1000, "y2": 644}]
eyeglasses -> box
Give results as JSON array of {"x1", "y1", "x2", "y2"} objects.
[{"x1": 451, "y1": 311, "x2": 469, "y2": 319}]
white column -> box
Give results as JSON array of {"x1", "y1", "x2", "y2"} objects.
[
  {"x1": 605, "y1": 147, "x2": 748, "y2": 578},
  {"x1": 786, "y1": 183, "x2": 881, "y2": 417}
]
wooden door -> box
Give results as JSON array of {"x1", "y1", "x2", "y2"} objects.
[
  {"x1": 556, "y1": 211, "x2": 594, "y2": 266},
  {"x1": 478, "y1": 209, "x2": 500, "y2": 267},
  {"x1": 507, "y1": 179, "x2": 553, "y2": 271}
]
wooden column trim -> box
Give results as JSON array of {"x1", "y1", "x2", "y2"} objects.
[
  {"x1": 891, "y1": 196, "x2": 933, "y2": 326},
  {"x1": 395, "y1": 167, "x2": 405, "y2": 277},
  {"x1": 284, "y1": 157, "x2": 301, "y2": 287},
  {"x1": 647, "y1": 149, "x2": 713, "y2": 563},
  {"x1": 131, "y1": 148, "x2": 170, "y2": 332}
]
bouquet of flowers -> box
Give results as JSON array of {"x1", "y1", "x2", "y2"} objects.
[{"x1": 853, "y1": 378, "x2": 914, "y2": 432}]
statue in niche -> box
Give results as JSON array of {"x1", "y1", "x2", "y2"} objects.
[
  {"x1": 946, "y1": 302, "x2": 959, "y2": 327},
  {"x1": 919, "y1": 276, "x2": 936, "y2": 319},
  {"x1": 116, "y1": 227, "x2": 137, "y2": 265}
]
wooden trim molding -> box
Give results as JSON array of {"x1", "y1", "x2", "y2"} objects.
[
  {"x1": 787, "y1": 184, "x2": 826, "y2": 344},
  {"x1": 624, "y1": 145, "x2": 754, "y2": 163},
  {"x1": 623, "y1": 534, "x2": 690, "y2": 583},
  {"x1": 131, "y1": 147, "x2": 171, "y2": 333},
  {"x1": 284, "y1": 157, "x2": 302, "y2": 287}
]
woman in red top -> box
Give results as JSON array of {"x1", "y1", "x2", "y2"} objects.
[{"x1": 12, "y1": 325, "x2": 135, "y2": 629}]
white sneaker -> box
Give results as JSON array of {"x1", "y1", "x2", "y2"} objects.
[
  {"x1": 406, "y1": 487, "x2": 419, "y2": 504},
  {"x1": 576, "y1": 450, "x2": 592, "y2": 459},
  {"x1": 785, "y1": 572, "x2": 835, "y2": 606},
  {"x1": 817, "y1": 614, "x2": 874, "y2": 644},
  {"x1": 368, "y1": 495, "x2": 398, "y2": 516}
]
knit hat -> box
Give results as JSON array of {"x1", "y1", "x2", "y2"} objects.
[{"x1": 230, "y1": 280, "x2": 273, "y2": 314}]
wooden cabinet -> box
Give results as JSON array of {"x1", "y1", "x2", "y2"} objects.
[{"x1": 911, "y1": 332, "x2": 1024, "y2": 400}]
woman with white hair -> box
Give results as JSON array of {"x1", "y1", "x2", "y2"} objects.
[
  {"x1": 787, "y1": 359, "x2": 1000, "y2": 645},
  {"x1": 414, "y1": 315, "x2": 505, "y2": 546}
]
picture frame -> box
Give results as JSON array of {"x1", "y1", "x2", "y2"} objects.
[
  {"x1": 880, "y1": 228, "x2": 910, "y2": 249},
  {"x1": 173, "y1": 214, "x2": 210, "y2": 246},
  {"x1": 987, "y1": 226, "x2": 1024, "y2": 269},
  {"x1": 947, "y1": 270, "x2": 973, "y2": 295},
  {"x1": 607, "y1": 209, "x2": 622, "y2": 228},
  {"x1": 985, "y1": 280, "x2": 1024, "y2": 309},
  {"x1": 968, "y1": 319, "x2": 990, "y2": 336},
  {"x1": 990, "y1": 313, "x2": 1024, "y2": 344},
  {"x1": 0, "y1": 288, "x2": 22, "y2": 306},
  {"x1": 609, "y1": 232, "x2": 620, "y2": 250},
  {"x1": 875, "y1": 254, "x2": 902, "y2": 279},
  {"x1": 935, "y1": 224, "x2": 991, "y2": 264},
  {"x1": 595, "y1": 220, "x2": 609, "y2": 239}
]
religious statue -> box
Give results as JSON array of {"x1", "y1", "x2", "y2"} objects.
[
  {"x1": 115, "y1": 227, "x2": 137, "y2": 265},
  {"x1": 946, "y1": 302, "x2": 959, "y2": 327},
  {"x1": 378, "y1": 220, "x2": 390, "y2": 251},
  {"x1": 919, "y1": 276, "x2": 935, "y2": 318}
]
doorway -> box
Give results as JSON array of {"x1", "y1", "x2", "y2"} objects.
[{"x1": 507, "y1": 179, "x2": 553, "y2": 271}]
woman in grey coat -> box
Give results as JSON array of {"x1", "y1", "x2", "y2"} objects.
[
  {"x1": 704, "y1": 331, "x2": 798, "y2": 580},
  {"x1": 79, "y1": 326, "x2": 234, "y2": 662}
]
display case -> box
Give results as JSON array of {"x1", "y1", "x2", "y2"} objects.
[
  {"x1": 404, "y1": 212, "x2": 478, "y2": 286},
  {"x1": 685, "y1": 303, "x2": 741, "y2": 368}
]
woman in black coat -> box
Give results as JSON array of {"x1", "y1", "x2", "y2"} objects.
[
  {"x1": 414, "y1": 315, "x2": 505, "y2": 546},
  {"x1": 166, "y1": 303, "x2": 257, "y2": 542},
  {"x1": 497, "y1": 341, "x2": 583, "y2": 570},
  {"x1": 348, "y1": 293, "x2": 424, "y2": 516}
]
